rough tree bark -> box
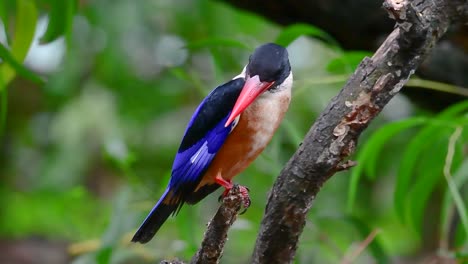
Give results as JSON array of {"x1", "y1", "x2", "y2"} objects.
[
  {"x1": 251, "y1": 0, "x2": 467, "y2": 263},
  {"x1": 190, "y1": 185, "x2": 245, "y2": 264}
]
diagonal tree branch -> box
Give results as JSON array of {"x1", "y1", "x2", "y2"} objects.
[
  {"x1": 161, "y1": 185, "x2": 245, "y2": 264},
  {"x1": 189, "y1": 185, "x2": 245, "y2": 264},
  {"x1": 252, "y1": 0, "x2": 467, "y2": 263}
]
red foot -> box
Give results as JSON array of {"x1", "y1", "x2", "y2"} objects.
[
  {"x1": 215, "y1": 175, "x2": 233, "y2": 195},
  {"x1": 215, "y1": 173, "x2": 251, "y2": 212}
]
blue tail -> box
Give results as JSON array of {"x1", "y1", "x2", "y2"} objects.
[{"x1": 132, "y1": 188, "x2": 180, "y2": 243}]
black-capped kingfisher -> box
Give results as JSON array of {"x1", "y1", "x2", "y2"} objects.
[{"x1": 132, "y1": 43, "x2": 293, "y2": 243}]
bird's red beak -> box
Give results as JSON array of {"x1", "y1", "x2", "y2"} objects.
[{"x1": 225, "y1": 75, "x2": 274, "y2": 127}]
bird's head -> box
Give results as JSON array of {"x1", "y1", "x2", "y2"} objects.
[{"x1": 225, "y1": 43, "x2": 291, "y2": 127}]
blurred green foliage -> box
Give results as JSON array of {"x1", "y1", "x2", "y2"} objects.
[{"x1": 0, "y1": 0, "x2": 467, "y2": 263}]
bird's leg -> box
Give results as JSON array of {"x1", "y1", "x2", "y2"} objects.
[
  {"x1": 237, "y1": 185, "x2": 251, "y2": 214},
  {"x1": 215, "y1": 172, "x2": 251, "y2": 212},
  {"x1": 215, "y1": 174, "x2": 233, "y2": 195}
]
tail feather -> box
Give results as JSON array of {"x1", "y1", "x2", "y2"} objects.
[{"x1": 132, "y1": 188, "x2": 180, "y2": 243}]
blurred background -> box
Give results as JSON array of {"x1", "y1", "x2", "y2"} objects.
[{"x1": 0, "y1": 0, "x2": 467, "y2": 263}]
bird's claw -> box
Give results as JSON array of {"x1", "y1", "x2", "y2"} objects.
[
  {"x1": 218, "y1": 187, "x2": 231, "y2": 202},
  {"x1": 237, "y1": 185, "x2": 251, "y2": 214},
  {"x1": 218, "y1": 184, "x2": 251, "y2": 213}
]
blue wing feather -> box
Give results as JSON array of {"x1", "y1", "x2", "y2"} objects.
[
  {"x1": 170, "y1": 114, "x2": 231, "y2": 189},
  {"x1": 169, "y1": 77, "x2": 244, "y2": 196}
]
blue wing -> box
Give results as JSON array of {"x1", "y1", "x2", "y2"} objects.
[
  {"x1": 170, "y1": 114, "x2": 230, "y2": 192},
  {"x1": 169, "y1": 77, "x2": 245, "y2": 197}
]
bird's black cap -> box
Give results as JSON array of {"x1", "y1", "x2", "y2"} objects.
[{"x1": 246, "y1": 43, "x2": 291, "y2": 84}]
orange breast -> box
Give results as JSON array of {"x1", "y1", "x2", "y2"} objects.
[{"x1": 195, "y1": 90, "x2": 291, "y2": 190}]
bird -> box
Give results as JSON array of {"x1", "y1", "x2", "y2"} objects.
[{"x1": 132, "y1": 43, "x2": 293, "y2": 243}]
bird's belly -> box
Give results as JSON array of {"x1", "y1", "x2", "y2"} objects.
[{"x1": 196, "y1": 90, "x2": 290, "y2": 189}]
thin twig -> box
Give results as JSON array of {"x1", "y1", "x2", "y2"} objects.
[
  {"x1": 406, "y1": 78, "x2": 468, "y2": 97},
  {"x1": 340, "y1": 229, "x2": 381, "y2": 264},
  {"x1": 68, "y1": 239, "x2": 101, "y2": 256},
  {"x1": 443, "y1": 127, "x2": 468, "y2": 236},
  {"x1": 190, "y1": 185, "x2": 245, "y2": 264},
  {"x1": 294, "y1": 76, "x2": 468, "y2": 98}
]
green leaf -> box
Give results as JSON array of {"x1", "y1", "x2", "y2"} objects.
[
  {"x1": 327, "y1": 51, "x2": 372, "y2": 74},
  {"x1": 347, "y1": 117, "x2": 427, "y2": 212},
  {"x1": 275, "y1": 23, "x2": 339, "y2": 48},
  {"x1": 404, "y1": 133, "x2": 449, "y2": 233},
  {"x1": 40, "y1": 0, "x2": 77, "y2": 44},
  {"x1": 0, "y1": 43, "x2": 45, "y2": 84},
  {"x1": 7, "y1": 0, "x2": 36, "y2": 61},
  {"x1": 0, "y1": 2, "x2": 8, "y2": 27},
  {"x1": 394, "y1": 101, "x2": 468, "y2": 221},
  {"x1": 444, "y1": 101, "x2": 468, "y2": 116},
  {"x1": 0, "y1": 0, "x2": 37, "y2": 135},
  {"x1": 364, "y1": 118, "x2": 428, "y2": 180},
  {"x1": 0, "y1": 0, "x2": 15, "y2": 43},
  {"x1": 0, "y1": 0, "x2": 38, "y2": 88},
  {"x1": 40, "y1": 0, "x2": 66, "y2": 43},
  {"x1": 394, "y1": 124, "x2": 449, "y2": 222}
]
